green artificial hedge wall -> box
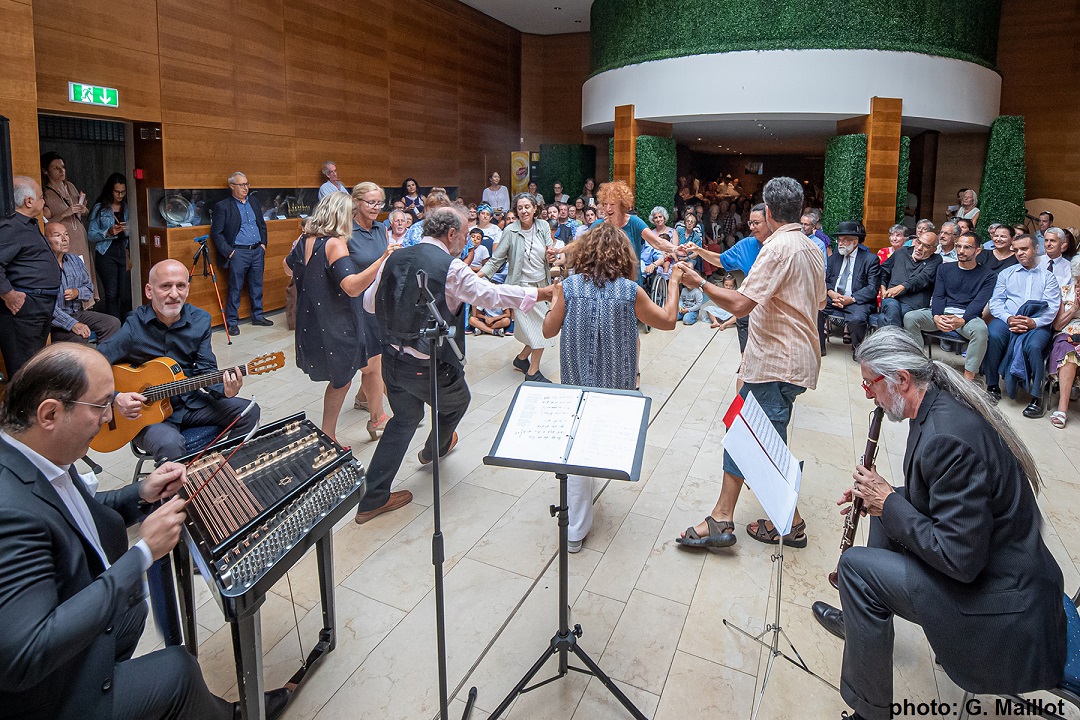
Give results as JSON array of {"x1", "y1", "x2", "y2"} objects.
[
  {"x1": 635, "y1": 136, "x2": 677, "y2": 220},
  {"x1": 823, "y1": 134, "x2": 867, "y2": 239},
  {"x1": 590, "y1": 0, "x2": 1001, "y2": 75},
  {"x1": 977, "y1": 116, "x2": 1026, "y2": 240},
  {"x1": 895, "y1": 136, "x2": 911, "y2": 225},
  {"x1": 537, "y1": 144, "x2": 596, "y2": 206}
]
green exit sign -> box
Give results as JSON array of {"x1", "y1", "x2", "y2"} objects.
[{"x1": 68, "y1": 82, "x2": 119, "y2": 108}]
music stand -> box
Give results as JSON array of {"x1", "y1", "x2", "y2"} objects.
[
  {"x1": 475, "y1": 382, "x2": 652, "y2": 719},
  {"x1": 719, "y1": 395, "x2": 837, "y2": 720}
]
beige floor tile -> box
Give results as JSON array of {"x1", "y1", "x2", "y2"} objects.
[
  {"x1": 572, "y1": 677, "x2": 660, "y2": 720},
  {"x1": 469, "y1": 478, "x2": 567, "y2": 578},
  {"x1": 585, "y1": 512, "x2": 665, "y2": 603},
  {"x1": 599, "y1": 589, "x2": 688, "y2": 695},
  {"x1": 652, "y1": 651, "x2": 756, "y2": 720}
]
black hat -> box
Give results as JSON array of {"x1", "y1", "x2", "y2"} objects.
[{"x1": 835, "y1": 220, "x2": 866, "y2": 240}]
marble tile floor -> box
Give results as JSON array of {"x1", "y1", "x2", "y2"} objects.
[{"x1": 95, "y1": 312, "x2": 1080, "y2": 720}]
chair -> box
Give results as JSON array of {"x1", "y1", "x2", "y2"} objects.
[
  {"x1": 130, "y1": 425, "x2": 222, "y2": 647},
  {"x1": 957, "y1": 590, "x2": 1080, "y2": 720},
  {"x1": 920, "y1": 330, "x2": 970, "y2": 360},
  {"x1": 821, "y1": 309, "x2": 850, "y2": 346}
]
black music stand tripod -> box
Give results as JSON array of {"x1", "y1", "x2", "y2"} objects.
[
  {"x1": 416, "y1": 271, "x2": 476, "y2": 720},
  {"x1": 190, "y1": 234, "x2": 232, "y2": 344}
]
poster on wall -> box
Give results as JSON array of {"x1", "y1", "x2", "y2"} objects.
[{"x1": 511, "y1": 152, "x2": 530, "y2": 194}]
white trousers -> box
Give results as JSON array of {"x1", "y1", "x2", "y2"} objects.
[{"x1": 567, "y1": 475, "x2": 595, "y2": 542}]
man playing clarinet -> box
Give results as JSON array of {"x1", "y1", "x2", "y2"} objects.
[{"x1": 812, "y1": 327, "x2": 1066, "y2": 720}]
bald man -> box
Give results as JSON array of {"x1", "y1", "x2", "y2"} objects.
[
  {"x1": 46, "y1": 222, "x2": 121, "y2": 344},
  {"x1": 0, "y1": 176, "x2": 61, "y2": 376},
  {"x1": 97, "y1": 260, "x2": 260, "y2": 462}
]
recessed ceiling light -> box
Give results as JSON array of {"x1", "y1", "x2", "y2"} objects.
[
  {"x1": 697, "y1": 138, "x2": 702, "y2": 141},
  {"x1": 554, "y1": 6, "x2": 561, "y2": 9},
  {"x1": 574, "y1": 19, "x2": 581, "y2": 23}
]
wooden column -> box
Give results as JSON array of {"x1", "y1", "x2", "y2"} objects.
[
  {"x1": 612, "y1": 105, "x2": 673, "y2": 194},
  {"x1": 862, "y1": 97, "x2": 903, "y2": 250}
]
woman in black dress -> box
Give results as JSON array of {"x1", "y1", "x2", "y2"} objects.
[
  {"x1": 349, "y1": 182, "x2": 401, "y2": 439},
  {"x1": 284, "y1": 191, "x2": 392, "y2": 442}
]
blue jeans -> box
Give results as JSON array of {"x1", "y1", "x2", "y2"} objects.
[
  {"x1": 982, "y1": 318, "x2": 1052, "y2": 396},
  {"x1": 678, "y1": 310, "x2": 699, "y2": 325},
  {"x1": 722, "y1": 381, "x2": 806, "y2": 478},
  {"x1": 225, "y1": 245, "x2": 266, "y2": 326},
  {"x1": 879, "y1": 297, "x2": 917, "y2": 328}
]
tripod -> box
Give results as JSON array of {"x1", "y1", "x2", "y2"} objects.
[
  {"x1": 190, "y1": 234, "x2": 232, "y2": 344},
  {"x1": 416, "y1": 271, "x2": 476, "y2": 720},
  {"x1": 487, "y1": 472, "x2": 647, "y2": 719},
  {"x1": 723, "y1": 535, "x2": 838, "y2": 720}
]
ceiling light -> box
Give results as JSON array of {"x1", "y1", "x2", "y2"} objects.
[
  {"x1": 554, "y1": 6, "x2": 561, "y2": 9},
  {"x1": 574, "y1": 19, "x2": 581, "y2": 23}
]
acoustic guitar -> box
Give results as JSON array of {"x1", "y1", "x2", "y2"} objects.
[{"x1": 90, "y1": 352, "x2": 285, "y2": 453}]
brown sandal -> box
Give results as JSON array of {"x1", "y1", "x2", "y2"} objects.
[
  {"x1": 676, "y1": 516, "x2": 737, "y2": 550},
  {"x1": 746, "y1": 518, "x2": 807, "y2": 548}
]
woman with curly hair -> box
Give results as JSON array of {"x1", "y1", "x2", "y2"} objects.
[
  {"x1": 569, "y1": 180, "x2": 678, "y2": 264},
  {"x1": 542, "y1": 222, "x2": 682, "y2": 551}
]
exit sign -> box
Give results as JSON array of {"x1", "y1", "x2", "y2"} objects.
[{"x1": 68, "y1": 82, "x2": 119, "y2": 108}]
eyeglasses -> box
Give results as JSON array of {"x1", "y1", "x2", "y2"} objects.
[
  {"x1": 360, "y1": 199, "x2": 385, "y2": 209},
  {"x1": 861, "y1": 374, "x2": 886, "y2": 396},
  {"x1": 229, "y1": 182, "x2": 250, "y2": 188},
  {"x1": 71, "y1": 399, "x2": 114, "y2": 418}
]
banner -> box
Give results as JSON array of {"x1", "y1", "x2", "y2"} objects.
[{"x1": 510, "y1": 151, "x2": 530, "y2": 194}]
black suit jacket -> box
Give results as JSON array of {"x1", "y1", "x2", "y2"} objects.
[
  {"x1": 210, "y1": 194, "x2": 267, "y2": 267},
  {"x1": 875, "y1": 388, "x2": 1066, "y2": 694},
  {"x1": 825, "y1": 244, "x2": 880, "y2": 309},
  {"x1": 0, "y1": 438, "x2": 149, "y2": 720}
]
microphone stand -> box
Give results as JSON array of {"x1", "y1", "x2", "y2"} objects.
[{"x1": 415, "y1": 271, "x2": 475, "y2": 720}]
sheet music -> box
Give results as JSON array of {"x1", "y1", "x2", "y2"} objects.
[
  {"x1": 493, "y1": 384, "x2": 582, "y2": 463},
  {"x1": 564, "y1": 392, "x2": 647, "y2": 476}
]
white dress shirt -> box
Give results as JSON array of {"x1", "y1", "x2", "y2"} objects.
[
  {"x1": 989, "y1": 262, "x2": 1062, "y2": 326},
  {"x1": 834, "y1": 253, "x2": 856, "y2": 296},
  {"x1": 1046, "y1": 255, "x2": 1073, "y2": 296},
  {"x1": 0, "y1": 431, "x2": 152, "y2": 571}
]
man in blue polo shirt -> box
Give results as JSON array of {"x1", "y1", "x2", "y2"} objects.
[{"x1": 210, "y1": 171, "x2": 271, "y2": 335}]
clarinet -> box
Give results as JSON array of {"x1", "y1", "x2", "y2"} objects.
[{"x1": 828, "y1": 406, "x2": 885, "y2": 590}]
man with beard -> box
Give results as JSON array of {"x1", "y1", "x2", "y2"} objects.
[
  {"x1": 877, "y1": 231, "x2": 942, "y2": 328},
  {"x1": 821, "y1": 221, "x2": 881, "y2": 357},
  {"x1": 811, "y1": 327, "x2": 1065, "y2": 720}
]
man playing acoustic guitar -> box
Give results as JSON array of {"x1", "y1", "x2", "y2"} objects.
[{"x1": 98, "y1": 260, "x2": 260, "y2": 462}]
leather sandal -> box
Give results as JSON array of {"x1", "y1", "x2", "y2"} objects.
[
  {"x1": 746, "y1": 518, "x2": 807, "y2": 548},
  {"x1": 676, "y1": 516, "x2": 737, "y2": 551}
]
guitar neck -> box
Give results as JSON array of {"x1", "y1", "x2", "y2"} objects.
[{"x1": 144, "y1": 366, "x2": 249, "y2": 402}]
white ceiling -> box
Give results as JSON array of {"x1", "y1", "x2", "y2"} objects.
[{"x1": 457, "y1": 0, "x2": 592, "y2": 34}]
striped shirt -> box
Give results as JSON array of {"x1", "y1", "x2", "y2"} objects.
[
  {"x1": 52, "y1": 253, "x2": 94, "y2": 331},
  {"x1": 738, "y1": 223, "x2": 827, "y2": 389}
]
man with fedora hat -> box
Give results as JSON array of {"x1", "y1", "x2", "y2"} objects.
[{"x1": 820, "y1": 221, "x2": 881, "y2": 357}]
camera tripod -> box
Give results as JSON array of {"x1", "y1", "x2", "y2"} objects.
[{"x1": 190, "y1": 234, "x2": 232, "y2": 344}]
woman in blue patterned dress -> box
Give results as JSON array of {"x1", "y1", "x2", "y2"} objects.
[{"x1": 542, "y1": 222, "x2": 683, "y2": 551}]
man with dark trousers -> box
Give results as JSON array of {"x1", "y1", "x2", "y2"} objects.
[
  {"x1": 0, "y1": 176, "x2": 62, "y2": 377},
  {"x1": 811, "y1": 328, "x2": 1065, "y2": 720},
  {"x1": 877, "y1": 230, "x2": 942, "y2": 327},
  {"x1": 820, "y1": 220, "x2": 881, "y2": 357},
  {"x1": 210, "y1": 171, "x2": 271, "y2": 335},
  {"x1": 354, "y1": 206, "x2": 554, "y2": 523}
]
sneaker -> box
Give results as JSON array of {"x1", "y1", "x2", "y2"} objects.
[
  {"x1": 525, "y1": 371, "x2": 552, "y2": 383},
  {"x1": 495, "y1": 328, "x2": 506, "y2": 337},
  {"x1": 568, "y1": 539, "x2": 584, "y2": 553},
  {"x1": 512, "y1": 356, "x2": 530, "y2": 373}
]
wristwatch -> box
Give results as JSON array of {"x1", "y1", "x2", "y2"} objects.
[{"x1": 698, "y1": 279, "x2": 707, "y2": 290}]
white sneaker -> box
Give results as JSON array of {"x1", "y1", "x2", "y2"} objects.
[{"x1": 568, "y1": 539, "x2": 584, "y2": 553}]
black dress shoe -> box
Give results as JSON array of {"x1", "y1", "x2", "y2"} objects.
[
  {"x1": 228, "y1": 325, "x2": 240, "y2": 336},
  {"x1": 1023, "y1": 397, "x2": 1045, "y2": 419},
  {"x1": 812, "y1": 600, "x2": 845, "y2": 640},
  {"x1": 233, "y1": 688, "x2": 292, "y2": 720},
  {"x1": 986, "y1": 385, "x2": 1001, "y2": 404},
  {"x1": 251, "y1": 317, "x2": 274, "y2": 327}
]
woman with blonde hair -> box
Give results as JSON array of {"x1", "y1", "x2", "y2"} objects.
[
  {"x1": 284, "y1": 191, "x2": 392, "y2": 441},
  {"x1": 542, "y1": 222, "x2": 682, "y2": 550}
]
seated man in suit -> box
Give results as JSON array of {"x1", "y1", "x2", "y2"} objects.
[
  {"x1": 0, "y1": 343, "x2": 245, "y2": 719},
  {"x1": 98, "y1": 260, "x2": 260, "y2": 462},
  {"x1": 877, "y1": 231, "x2": 942, "y2": 327},
  {"x1": 820, "y1": 221, "x2": 881, "y2": 356},
  {"x1": 45, "y1": 221, "x2": 121, "y2": 344},
  {"x1": 812, "y1": 328, "x2": 1066, "y2": 720},
  {"x1": 210, "y1": 172, "x2": 272, "y2": 336},
  {"x1": 982, "y1": 234, "x2": 1061, "y2": 417},
  {"x1": 903, "y1": 232, "x2": 996, "y2": 381}
]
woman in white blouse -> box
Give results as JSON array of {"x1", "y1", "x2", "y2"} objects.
[{"x1": 482, "y1": 171, "x2": 510, "y2": 215}]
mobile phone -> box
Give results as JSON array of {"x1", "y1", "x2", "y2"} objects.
[{"x1": 78, "y1": 192, "x2": 86, "y2": 205}]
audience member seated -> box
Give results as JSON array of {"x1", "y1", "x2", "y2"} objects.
[
  {"x1": 1043, "y1": 227, "x2": 1074, "y2": 293},
  {"x1": 1035, "y1": 211, "x2": 1054, "y2": 254},
  {"x1": 1049, "y1": 274, "x2": 1080, "y2": 428},
  {"x1": 318, "y1": 160, "x2": 347, "y2": 198},
  {"x1": 978, "y1": 224, "x2": 1020, "y2": 274},
  {"x1": 937, "y1": 221, "x2": 959, "y2": 262},
  {"x1": 45, "y1": 221, "x2": 120, "y2": 345},
  {"x1": 877, "y1": 224, "x2": 906, "y2": 263},
  {"x1": 678, "y1": 283, "x2": 703, "y2": 325},
  {"x1": 640, "y1": 242, "x2": 671, "y2": 286},
  {"x1": 468, "y1": 304, "x2": 511, "y2": 336},
  {"x1": 703, "y1": 274, "x2": 739, "y2": 329},
  {"x1": 878, "y1": 231, "x2": 942, "y2": 328},
  {"x1": 97, "y1": 260, "x2": 260, "y2": 461},
  {"x1": 467, "y1": 227, "x2": 490, "y2": 271},
  {"x1": 903, "y1": 232, "x2": 995, "y2": 380},
  {"x1": 955, "y1": 187, "x2": 980, "y2": 227},
  {"x1": 798, "y1": 209, "x2": 829, "y2": 257},
  {"x1": 982, "y1": 234, "x2": 1061, "y2": 417},
  {"x1": 820, "y1": 221, "x2": 881, "y2": 356},
  {"x1": 403, "y1": 188, "x2": 449, "y2": 247}
]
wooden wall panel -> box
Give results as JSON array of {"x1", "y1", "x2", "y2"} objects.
[
  {"x1": 861, "y1": 97, "x2": 903, "y2": 250},
  {"x1": 32, "y1": 0, "x2": 159, "y2": 56},
  {"x1": 998, "y1": 0, "x2": 1080, "y2": 206},
  {"x1": 162, "y1": 124, "x2": 297, "y2": 188},
  {"x1": 933, "y1": 133, "x2": 988, "y2": 226},
  {"x1": 0, "y1": 0, "x2": 40, "y2": 178}
]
